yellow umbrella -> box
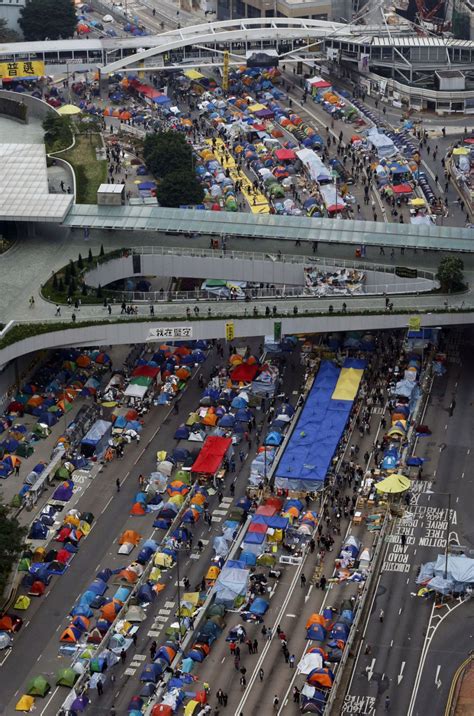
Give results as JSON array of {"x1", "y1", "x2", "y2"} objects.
[
  {"x1": 57, "y1": 104, "x2": 82, "y2": 116},
  {"x1": 410, "y1": 197, "x2": 425, "y2": 207},
  {"x1": 375, "y1": 474, "x2": 411, "y2": 494}
]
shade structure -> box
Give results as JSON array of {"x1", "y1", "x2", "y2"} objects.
[
  {"x1": 57, "y1": 104, "x2": 82, "y2": 116},
  {"x1": 375, "y1": 474, "x2": 411, "y2": 494}
]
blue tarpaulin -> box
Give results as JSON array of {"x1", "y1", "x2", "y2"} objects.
[{"x1": 274, "y1": 360, "x2": 365, "y2": 491}]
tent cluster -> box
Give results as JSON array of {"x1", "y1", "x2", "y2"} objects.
[
  {"x1": 16, "y1": 509, "x2": 96, "y2": 616},
  {"x1": 1, "y1": 349, "x2": 108, "y2": 484},
  {"x1": 417, "y1": 554, "x2": 474, "y2": 596}
]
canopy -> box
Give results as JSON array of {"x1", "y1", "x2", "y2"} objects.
[
  {"x1": 57, "y1": 104, "x2": 82, "y2": 116},
  {"x1": 375, "y1": 474, "x2": 411, "y2": 494},
  {"x1": 191, "y1": 436, "x2": 232, "y2": 475}
]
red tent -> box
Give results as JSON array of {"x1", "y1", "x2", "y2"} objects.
[
  {"x1": 230, "y1": 363, "x2": 260, "y2": 383},
  {"x1": 132, "y1": 365, "x2": 160, "y2": 378},
  {"x1": 191, "y1": 437, "x2": 232, "y2": 475},
  {"x1": 312, "y1": 80, "x2": 331, "y2": 89},
  {"x1": 275, "y1": 148, "x2": 296, "y2": 162},
  {"x1": 255, "y1": 505, "x2": 277, "y2": 517},
  {"x1": 391, "y1": 183, "x2": 413, "y2": 195}
]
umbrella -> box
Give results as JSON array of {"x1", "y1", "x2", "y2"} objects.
[
  {"x1": 57, "y1": 104, "x2": 82, "y2": 116},
  {"x1": 375, "y1": 474, "x2": 411, "y2": 494}
]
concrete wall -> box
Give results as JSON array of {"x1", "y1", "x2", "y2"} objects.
[
  {"x1": 0, "y1": 90, "x2": 57, "y2": 121},
  {"x1": 85, "y1": 253, "x2": 436, "y2": 294},
  {"x1": 1, "y1": 310, "x2": 473, "y2": 366},
  {"x1": 86, "y1": 253, "x2": 306, "y2": 288}
]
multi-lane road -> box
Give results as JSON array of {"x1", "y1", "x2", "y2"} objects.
[{"x1": 342, "y1": 327, "x2": 474, "y2": 715}]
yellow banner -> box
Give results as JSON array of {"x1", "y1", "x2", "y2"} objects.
[
  {"x1": 408, "y1": 316, "x2": 421, "y2": 331},
  {"x1": 225, "y1": 322, "x2": 235, "y2": 342},
  {"x1": 0, "y1": 61, "x2": 45, "y2": 79}
]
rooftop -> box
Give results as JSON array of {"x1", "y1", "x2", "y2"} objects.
[{"x1": 0, "y1": 143, "x2": 72, "y2": 222}]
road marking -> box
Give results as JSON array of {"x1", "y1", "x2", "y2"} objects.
[
  {"x1": 286, "y1": 614, "x2": 297, "y2": 618},
  {"x1": 366, "y1": 658, "x2": 376, "y2": 681},
  {"x1": 398, "y1": 661, "x2": 406, "y2": 685},
  {"x1": 211, "y1": 516, "x2": 222, "y2": 522},
  {"x1": 305, "y1": 585, "x2": 314, "y2": 602},
  {"x1": 101, "y1": 494, "x2": 113, "y2": 515},
  {"x1": 221, "y1": 656, "x2": 226, "y2": 663},
  {"x1": 147, "y1": 630, "x2": 161, "y2": 637},
  {"x1": 390, "y1": 640, "x2": 393, "y2": 647},
  {"x1": 435, "y1": 664, "x2": 442, "y2": 689},
  {"x1": 124, "y1": 667, "x2": 137, "y2": 676},
  {"x1": 213, "y1": 509, "x2": 228, "y2": 515},
  {"x1": 133, "y1": 653, "x2": 146, "y2": 660},
  {"x1": 158, "y1": 608, "x2": 171, "y2": 615},
  {"x1": 39, "y1": 686, "x2": 59, "y2": 715},
  {"x1": 398, "y1": 607, "x2": 402, "y2": 615},
  {"x1": 461, "y1": 472, "x2": 465, "y2": 479}
]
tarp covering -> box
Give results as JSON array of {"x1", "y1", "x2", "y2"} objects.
[
  {"x1": 331, "y1": 367, "x2": 364, "y2": 402},
  {"x1": 191, "y1": 436, "x2": 232, "y2": 475},
  {"x1": 214, "y1": 566, "x2": 249, "y2": 607},
  {"x1": 434, "y1": 554, "x2": 474, "y2": 584},
  {"x1": 275, "y1": 359, "x2": 365, "y2": 490}
]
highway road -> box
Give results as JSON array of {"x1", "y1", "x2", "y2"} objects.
[{"x1": 342, "y1": 326, "x2": 474, "y2": 716}]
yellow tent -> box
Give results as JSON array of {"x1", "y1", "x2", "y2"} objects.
[
  {"x1": 14, "y1": 595, "x2": 31, "y2": 611},
  {"x1": 149, "y1": 567, "x2": 162, "y2": 582},
  {"x1": 184, "y1": 69, "x2": 204, "y2": 80},
  {"x1": 185, "y1": 700, "x2": 200, "y2": 716},
  {"x1": 248, "y1": 103, "x2": 266, "y2": 112},
  {"x1": 452, "y1": 147, "x2": 470, "y2": 156},
  {"x1": 57, "y1": 104, "x2": 82, "y2": 116},
  {"x1": 375, "y1": 474, "x2": 411, "y2": 494},
  {"x1": 154, "y1": 552, "x2": 173, "y2": 568},
  {"x1": 15, "y1": 695, "x2": 34, "y2": 711},
  {"x1": 332, "y1": 367, "x2": 364, "y2": 401},
  {"x1": 182, "y1": 591, "x2": 200, "y2": 605}
]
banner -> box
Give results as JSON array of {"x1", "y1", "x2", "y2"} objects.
[
  {"x1": 225, "y1": 322, "x2": 235, "y2": 341},
  {"x1": 147, "y1": 327, "x2": 192, "y2": 341},
  {"x1": 408, "y1": 316, "x2": 421, "y2": 331},
  {"x1": 395, "y1": 266, "x2": 418, "y2": 279},
  {"x1": 0, "y1": 61, "x2": 45, "y2": 79}
]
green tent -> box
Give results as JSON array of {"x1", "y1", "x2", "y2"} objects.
[
  {"x1": 16, "y1": 443, "x2": 34, "y2": 458},
  {"x1": 33, "y1": 423, "x2": 50, "y2": 439},
  {"x1": 18, "y1": 557, "x2": 31, "y2": 572},
  {"x1": 10, "y1": 494, "x2": 22, "y2": 508},
  {"x1": 26, "y1": 676, "x2": 50, "y2": 697},
  {"x1": 56, "y1": 668, "x2": 78, "y2": 688},
  {"x1": 54, "y1": 466, "x2": 70, "y2": 480},
  {"x1": 130, "y1": 376, "x2": 152, "y2": 387}
]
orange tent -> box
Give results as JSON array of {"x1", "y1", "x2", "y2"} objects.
[
  {"x1": 119, "y1": 530, "x2": 141, "y2": 545},
  {"x1": 201, "y1": 414, "x2": 218, "y2": 426},
  {"x1": 100, "y1": 600, "x2": 122, "y2": 621},
  {"x1": 76, "y1": 355, "x2": 91, "y2": 368},
  {"x1": 130, "y1": 502, "x2": 146, "y2": 516},
  {"x1": 117, "y1": 569, "x2": 138, "y2": 584},
  {"x1": 27, "y1": 395, "x2": 43, "y2": 407},
  {"x1": 59, "y1": 626, "x2": 82, "y2": 643},
  {"x1": 306, "y1": 613, "x2": 326, "y2": 629}
]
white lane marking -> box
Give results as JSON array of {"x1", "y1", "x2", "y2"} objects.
[{"x1": 397, "y1": 661, "x2": 406, "y2": 685}]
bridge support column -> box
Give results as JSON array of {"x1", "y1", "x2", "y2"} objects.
[{"x1": 99, "y1": 72, "x2": 109, "y2": 101}]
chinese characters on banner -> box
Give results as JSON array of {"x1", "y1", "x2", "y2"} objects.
[
  {"x1": 147, "y1": 327, "x2": 193, "y2": 341},
  {"x1": 0, "y1": 61, "x2": 45, "y2": 79}
]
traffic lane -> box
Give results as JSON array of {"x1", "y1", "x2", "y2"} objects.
[
  {"x1": 413, "y1": 598, "x2": 474, "y2": 716},
  {"x1": 1, "y1": 362, "x2": 210, "y2": 708}
]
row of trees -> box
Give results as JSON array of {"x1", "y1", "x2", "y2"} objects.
[
  {"x1": 143, "y1": 132, "x2": 204, "y2": 208},
  {"x1": 0, "y1": 0, "x2": 77, "y2": 42},
  {"x1": 0, "y1": 500, "x2": 26, "y2": 596}
]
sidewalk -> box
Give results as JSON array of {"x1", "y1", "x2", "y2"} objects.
[{"x1": 452, "y1": 660, "x2": 474, "y2": 715}]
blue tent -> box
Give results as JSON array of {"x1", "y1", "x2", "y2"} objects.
[
  {"x1": 218, "y1": 414, "x2": 235, "y2": 428},
  {"x1": 306, "y1": 623, "x2": 326, "y2": 640},
  {"x1": 29, "y1": 520, "x2": 48, "y2": 540},
  {"x1": 249, "y1": 598, "x2": 269, "y2": 615},
  {"x1": 265, "y1": 431, "x2": 284, "y2": 446},
  {"x1": 88, "y1": 579, "x2": 107, "y2": 596},
  {"x1": 140, "y1": 662, "x2": 164, "y2": 682},
  {"x1": 137, "y1": 583, "x2": 155, "y2": 604},
  {"x1": 174, "y1": 425, "x2": 190, "y2": 440}
]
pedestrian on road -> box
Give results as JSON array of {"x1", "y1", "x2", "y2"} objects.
[
  {"x1": 379, "y1": 609, "x2": 384, "y2": 623},
  {"x1": 364, "y1": 643, "x2": 372, "y2": 655},
  {"x1": 266, "y1": 627, "x2": 272, "y2": 641},
  {"x1": 289, "y1": 654, "x2": 295, "y2": 668},
  {"x1": 300, "y1": 573, "x2": 307, "y2": 587},
  {"x1": 259, "y1": 668, "x2": 264, "y2": 681},
  {"x1": 384, "y1": 695, "x2": 391, "y2": 711},
  {"x1": 273, "y1": 695, "x2": 279, "y2": 710},
  {"x1": 401, "y1": 534, "x2": 406, "y2": 547},
  {"x1": 216, "y1": 689, "x2": 224, "y2": 705},
  {"x1": 150, "y1": 640, "x2": 157, "y2": 660},
  {"x1": 222, "y1": 693, "x2": 228, "y2": 707},
  {"x1": 240, "y1": 675, "x2": 246, "y2": 689},
  {"x1": 120, "y1": 648, "x2": 126, "y2": 664},
  {"x1": 116, "y1": 478, "x2": 121, "y2": 492},
  {"x1": 320, "y1": 575, "x2": 327, "y2": 591},
  {"x1": 293, "y1": 686, "x2": 300, "y2": 702},
  {"x1": 97, "y1": 678, "x2": 104, "y2": 696},
  {"x1": 253, "y1": 638, "x2": 258, "y2": 653},
  {"x1": 234, "y1": 655, "x2": 240, "y2": 670},
  {"x1": 55, "y1": 304, "x2": 61, "y2": 316}
]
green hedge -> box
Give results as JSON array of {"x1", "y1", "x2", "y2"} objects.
[{"x1": 1, "y1": 306, "x2": 472, "y2": 351}]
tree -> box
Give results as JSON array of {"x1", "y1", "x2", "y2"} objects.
[
  {"x1": 19, "y1": 0, "x2": 77, "y2": 41},
  {"x1": 100, "y1": 244, "x2": 105, "y2": 258},
  {"x1": 0, "y1": 501, "x2": 26, "y2": 595},
  {"x1": 88, "y1": 248, "x2": 93, "y2": 264},
  {"x1": 58, "y1": 278, "x2": 64, "y2": 293},
  {"x1": 81, "y1": 283, "x2": 87, "y2": 296},
  {"x1": 0, "y1": 18, "x2": 20, "y2": 42},
  {"x1": 436, "y1": 256, "x2": 465, "y2": 293},
  {"x1": 97, "y1": 284, "x2": 103, "y2": 298},
  {"x1": 69, "y1": 259, "x2": 76, "y2": 277},
  {"x1": 68, "y1": 278, "x2": 76, "y2": 296},
  {"x1": 52, "y1": 273, "x2": 58, "y2": 291},
  {"x1": 77, "y1": 253, "x2": 83, "y2": 270},
  {"x1": 143, "y1": 131, "x2": 193, "y2": 179},
  {"x1": 156, "y1": 170, "x2": 205, "y2": 208},
  {"x1": 64, "y1": 264, "x2": 71, "y2": 285}
]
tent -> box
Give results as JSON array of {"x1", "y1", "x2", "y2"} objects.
[
  {"x1": 15, "y1": 695, "x2": 35, "y2": 711},
  {"x1": 26, "y1": 676, "x2": 50, "y2": 697},
  {"x1": 13, "y1": 595, "x2": 31, "y2": 611},
  {"x1": 375, "y1": 474, "x2": 411, "y2": 494},
  {"x1": 56, "y1": 668, "x2": 79, "y2": 687}
]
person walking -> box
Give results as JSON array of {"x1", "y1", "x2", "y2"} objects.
[
  {"x1": 216, "y1": 689, "x2": 224, "y2": 705},
  {"x1": 401, "y1": 534, "x2": 406, "y2": 547},
  {"x1": 300, "y1": 573, "x2": 307, "y2": 588},
  {"x1": 97, "y1": 678, "x2": 104, "y2": 696},
  {"x1": 259, "y1": 668, "x2": 264, "y2": 681},
  {"x1": 116, "y1": 478, "x2": 121, "y2": 492},
  {"x1": 253, "y1": 638, "x2": 258, "y2": 654},
  {"x1": 379, "y1": 609, "x2": 384, "y2": 623},
  {"x1": 384, "y1": 695, "x2": 391, "y2": 711},
  {"x1": 120, "y1": 648, "x2": 126, "y2": 664},
  {"x1": 150, "y1": 640, "x2": 157, "y2": 660},
  {"x1": 289, "y1": 654, "x2": 296, "y2": 668},
  {"x1": 293, "y1": 686, "x2": 300, "y2": 703},
  {"x1": 273, "y1": 695, "x2": 279, "y2": 711}
]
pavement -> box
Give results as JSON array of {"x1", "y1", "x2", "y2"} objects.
[
  {"x1": 342, "y1": 326, "x2": 474, "y2": 716},
  {"x1": 453, "y1": 660, "x2": 474, "y2": 716}
]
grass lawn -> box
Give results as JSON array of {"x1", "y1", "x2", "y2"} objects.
[{"x1": 61, "y1": 134, "x2": 107, "y2": 204}]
